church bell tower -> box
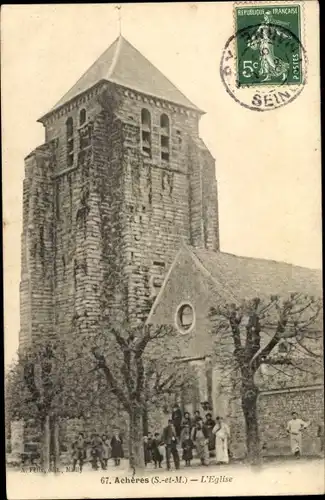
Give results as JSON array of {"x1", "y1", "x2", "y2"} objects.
[{"x1": 20, "y1": 35, "x2": 220, "y2": 347}]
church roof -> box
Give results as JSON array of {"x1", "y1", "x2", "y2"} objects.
[
  {"x1": 191, "y1": 247, "x2": 322, "y2": 301},
  {"x1": 147, "y1": 245, "x2": 322, "y2": 359},
  {"x1": 41, "y1": 35, "x2": 201, "y2": 120}
]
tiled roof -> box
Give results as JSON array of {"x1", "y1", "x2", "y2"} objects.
[
  {"x1": 41, "y1": 35, "x2": 200, "y2": 119},
  {"x1": 191, "y1": 247, "x2": 322, "y2": 301}
]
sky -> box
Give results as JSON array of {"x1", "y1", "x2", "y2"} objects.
[{"x1": 2, "y1": 3, "x2": 322, "y2": 367}]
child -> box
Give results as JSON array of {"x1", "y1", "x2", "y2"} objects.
[
  {"x1": 151, "y1": 432, "x2": 163, "y2": 468},
  {"x1": 181, "y1": 424, "x2": 194, "y2": 466}
]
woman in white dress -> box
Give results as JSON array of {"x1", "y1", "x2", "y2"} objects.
[{"x1": 213, "y1": 417, "x2": 230, "y2": 464}]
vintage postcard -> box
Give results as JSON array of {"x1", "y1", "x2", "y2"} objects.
[{"x1": 2, "y1": 2, "x2": 323, "y2": 498}]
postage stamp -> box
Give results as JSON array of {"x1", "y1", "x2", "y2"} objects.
[
  {"x1": 235, "y1": 5, "x2": 302, "y2": 86},
  {"x1": 220, "y1": 2, "x2": 307, "y2": 111}
]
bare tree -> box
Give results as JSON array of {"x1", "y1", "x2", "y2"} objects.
[
  {"x1": 210, "y1": 293, "x2": 323, "y2": 463},
  {"x1": 91, "y1": 322, "x2": 192, "y2": 469}
]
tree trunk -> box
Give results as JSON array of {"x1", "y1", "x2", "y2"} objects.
[
  {"x1": 241, "y1": 383, "x2": 260, "y2": 464},
  {"x1": 142, "y1": 403, "x2": 149, "y2": 437},
  {"x1": 41, "y1": 415, "x2": 50, "y2": 471},
  {"x1": 129, "y1": 407, "x2": 144, "y2": 470},
  {"x1": 52, "y1": 416, "x2": 60, "y2": 472}
]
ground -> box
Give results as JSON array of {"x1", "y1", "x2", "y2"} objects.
[{"x1": 6, "y1": 457, "x2": 325, "y2": 498}]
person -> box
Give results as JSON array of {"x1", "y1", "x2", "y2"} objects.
[
  {"x1": 151, "y1": 432, "x2": 163, "y2": 468},
  {"x1": 193, "y1": 410, "x2": 202, "y2": 424},
  {"x1": 148, "y1": 431, "x2": 153, "y2": 456},
  {"x1": 143, "y1": 435, "x2": 152, "y2": 466},
  {"x1": 192, "y1": 418, "x2": 209, "y2": 466},
  {"x1": 71, "y1": 432, "x2": 86, "y2": 472},
  {"x1": 90, "y1": 433, "x2": 106, "y2": 470},
  {"x1": 162, "y1": 419, "x2": 180, "y2": 470},
  {"x1": 111, "y1": 430, "x2": 124, "y2": 466},
  {"x1": 204, "y1": 413, "x2": 216, "y2": 454},
  {"x1": 181, "y1": 423, "x2": 194, "y2": 466},
  {"x1": 286, "y1": 412, "x2": 310, "y2": 458},
  {"x1": 102, "y1": 434, "x2": 111, "y2": 468},
  {"x1": 171, "y1": 403, "x2": 183, "y2": 440},
  {"x1": 181, "y1": 412, "x2": 192, "y2": 431},
  {"x1": 317, "y1": 422, "x2": 324, "y2": 457},
  {"x1": 213, "y1": 416, "x2": 230, "y2": 464}
]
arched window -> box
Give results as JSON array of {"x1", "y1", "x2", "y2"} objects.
[
  {"x1": 160, "y1": 113, "x2": 170, "y2": 161},
  {"x1": 66, "y1": 117, "x2": 73, "y2": 138},
  {"x1": 141, "y1": 109, "x2": 151, "y2": 157},
  {"x1": 79, "y1": 108, "x2": 86, "y2": 126},
  {"x1": 66, "y1": 117, "x2": 74, "y2": 167}
]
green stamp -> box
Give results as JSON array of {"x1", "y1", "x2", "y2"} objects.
[{"x1": 235, "y1": 5, "x2": 302, "y2": 86}]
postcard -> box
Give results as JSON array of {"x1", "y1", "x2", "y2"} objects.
[{"x1": 2, "y1": 2, "x2": 323, "y2": 498}]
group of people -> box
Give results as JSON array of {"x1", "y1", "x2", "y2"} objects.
[
  {"x1": 143, "y1": 404, "x2": 231, "y2": 471},
  {"x1": 71, "y1": 431, "x2": 124, "y2": 472},
  {"x1": 71, "y1": 408, "x2": 319, "y2": 472}
]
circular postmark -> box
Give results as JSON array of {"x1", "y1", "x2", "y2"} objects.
[{"x1": 220, "y1": 22, "x2": 307, "y2": 111}]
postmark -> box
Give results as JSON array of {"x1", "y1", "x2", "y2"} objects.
[{"x1": 220, "y1": 3, "x2": 307, "y2": 111}]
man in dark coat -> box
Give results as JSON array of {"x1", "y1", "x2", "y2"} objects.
[
  {"x1": 171, "y1": 404, "x2": 183, "y2": 440},
  {"x1": 151, "y1": 432, "x2": 163, "y2": 468},
  {"x1": 204, "y1": 413, "x2": 216, "y2": 453},
  {"x1": 143, "y1": 434, "x2": 152, "y2": 466},
  {"x1": 181, "y1": 412, "x2": 192, "y2": 432},
  {"x1": 90, "y1": 433, "x2": 106, "y2": 470},
  {"x1": 193, "y1": 410, "x2": 202, "y2": 424},
  {"x1": 162, "y1": 419, "x2": 180, "y2": 470},
  {"x1": 111, "y1": 431, "x2": 124, "y2": 466},
  {"x1": 71, "y1": 432, "x2": 87, "y2": 472}
]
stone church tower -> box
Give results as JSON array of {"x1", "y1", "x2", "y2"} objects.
[{"x1": 20, "y1": 35, "x2": 219, "y2": 347}]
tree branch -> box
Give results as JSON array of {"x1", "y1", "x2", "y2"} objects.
[{"x1": 91, "y1": 348, "x2": 130, "y2": 412}]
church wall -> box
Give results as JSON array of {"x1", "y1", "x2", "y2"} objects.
[
  {"x1": 148, "y1": 248, "x2": 220, "y2": 359},
  {"x1": 44, "y1": 91, "x2": 103, "y2": 172},
  {"x1": 147, "y1": 249, "x2": 324, "y2": 459},
  {"x1": 111, "y1": 87, "x2": 219, "y2": 323},
  {"x1": 20, "y1": 144, "x2": 56, "y2": 347},
  {"x1": 22, "y1": 78, "x2": 220, "y2": 341},
  {"x1": 258, "y1": 386, "x2": 324, "y2": 456}
]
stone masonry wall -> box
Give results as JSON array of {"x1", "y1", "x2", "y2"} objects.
[
  {"x1": 114, "y1": 85, "x2": 220, "y2": 323},
  {"x1": 20, "y1": 143, "x2": 56, "y2": 347},
  {"x1": 22, "y1": 80, "x2": 220, "y2": 340},
  {"x1": 258, "y1": 387, "x2": 324, "y2": 456},
  {"x1": 20, "y1": 81, "x2": 220, "y2": 446}
]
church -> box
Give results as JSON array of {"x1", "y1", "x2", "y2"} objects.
[{"x1": 20, "y1": 35, "x2": 323, "y2": 457}]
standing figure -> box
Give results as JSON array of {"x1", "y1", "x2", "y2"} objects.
[
  {"x1": 143, "y1": 435, "x2": 152, "y2": 466},
  {"x1": 171, "y1": 403, "x2": 183, "y2": 440},
  {"x1": 181, "y1": 412, "x2": 192, "y2": 432},
  {"x1": 71, "y1": 432, "x2": 86, "y2": 472},
  {"x1": 286, "y1": 412, "x2": 310, "y2": 458},
  {"x1": 213, "y1": 417, "x2": 230, "y2": 464},
  {"x1": 193, "y1": 410, "x2": 202, "y2": 425},
  {"x1": 102, "y1": 434, "x2": 111, "y2": 468},
  {"x1": 204, "y1": 413, "x2": 216, "y2": 454},
  {"x1": 162, "y1": 419, "x2": 180, "y2": 470},
  {"x1": 317, "y1": 422, "x2": 324, "y2": 457},
  {"x1": 111, "y1": 431, "x2": 124, "y2": 466},
  {"x1": 192, "y1": 418, "x2": 209, "y2": 466},
  {"x1": 90, "y1": 433, "x2": 106, "y2": 470},
  {"x1": 181, "y1": 424, "x2": 194, "y2": 466},
  {"x1": 151, "y1": 432, "x2": 163, "y2": 468}
]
